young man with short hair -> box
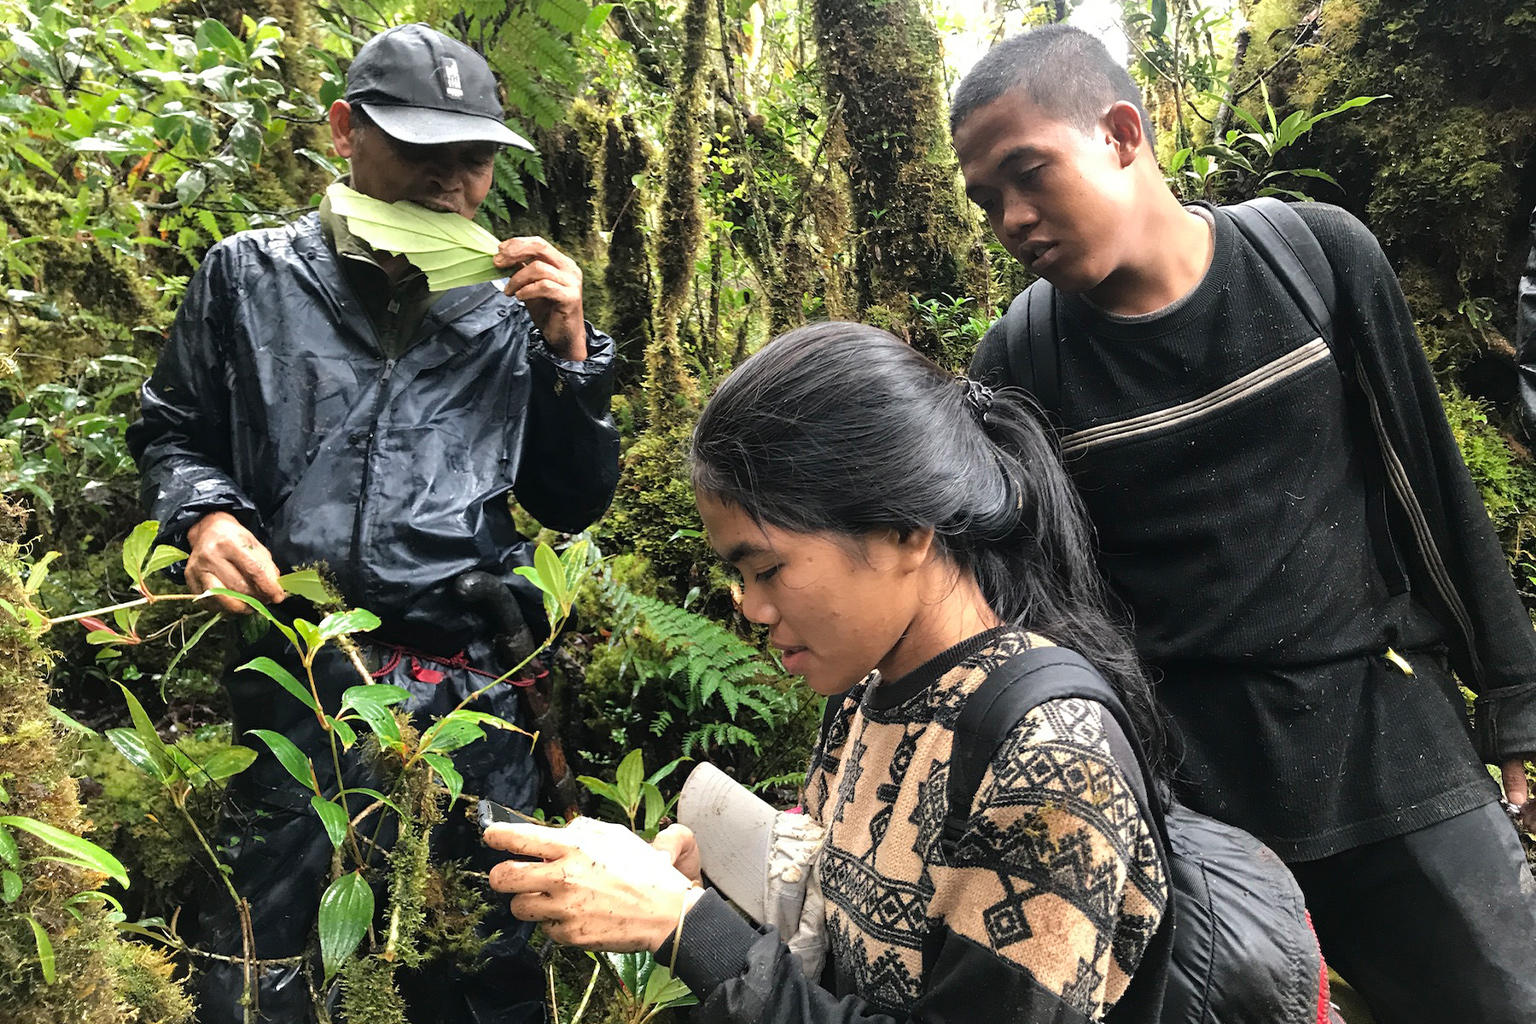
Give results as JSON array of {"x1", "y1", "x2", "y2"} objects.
[
  {"x1": 954, "y1": 25, "x2": 1536, "y2": 1023},
  {"x1": 131, "y1": 23, "x2": 620, "y2": 1023}
]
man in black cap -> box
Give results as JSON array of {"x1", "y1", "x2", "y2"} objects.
[{"x1": 130, "y1": 23, "x2": 620, "y2": 1024}]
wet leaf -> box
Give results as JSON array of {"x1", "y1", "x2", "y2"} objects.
[
  {"x1": 310, "y1": 796, "x2": 349, "y2": 849},
  {"x1": 239, "y1": 656, "x2": 317, "y2": 711},
  {"x1": 319, "y1": 871, "x2": 373, "y2": 980},
  {"x1": 246, "y1": 729, "x2": 316, "y2": 792},
  {"x1": 0, "y1": 816, "x2": 129, "y2": 887}
]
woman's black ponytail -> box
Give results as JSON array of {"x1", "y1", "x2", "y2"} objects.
[{"x1": 692, "y1": 322, "x2": 1163, "y2": 765}]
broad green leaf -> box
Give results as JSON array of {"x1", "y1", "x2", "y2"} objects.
[
  {"x1": 512, "y1": 565, "x2": 556, "y2": 597},
  {"x1": 615, "y1": 748, "x2": 644, "y2": 807},
  {"x1": 421, "y1": 753, "x2": 463, "y2": 803},
  {"x1": 117, "y1": 684, "x2": 174, "y2": 780},
  {"x1": 196, "y1": 746, "x2": 258, "y2": 785},
  {"x1": 2, "y1": 869, "x2": 19, "y2": 903},
  {"x1": 246, "y1": 729, "x2": 317, "y2": 792},
  {"x1": 278, "y1": 569, "x2": 331, "y2": 604},
  {"x1": 319, "y1": 871, "x2": 374, "y2": 980},
  {"x1": 1149, "y1": 0, "x2": 1167, "y2": 37},
  {"x1": 344, "y1": 701, "x2": 402, "y2": 748},
  {"x1": 176, "y1": 167, "x2": 207, "y2": 207},
  {"x1": 0, "y1": 817, "x2": 129, "y2": 887},
  {"x1": 420, "y1": 716, "x2": 485, "y2": 755},
  {"x1": 310, "y1": 796, "x2": 349, "y2": 849},
  {"x1": 86, "y1": 629, "x2": 123, "y2": 646},
  {"x1": 646, "y1": 756, "x2": 689, "y2": 787},
  {"x1": 341, "y1": 685, "x2": 412, "y2": 710},
  {"x1": 340, "y1": 687, "x2": 410, "y2": 748},
  {"x1": 326, "y1": 183, "x2": 504, "y2": 291},
  {"x1": 26, "y1": 916, "x2": 55, "y2": 984},
  {"x1": 121, "y1": 521, "x2": 158, "y2": 583},
  {"x1": 317, "y1": 608, "x2": 381, "y2": 641},
  {"x1": 0, "y1": 825, "x2": 17, "y2": 868},
  {"x1": 239, "y1": 656, "x2": 317, "y2": 711},
  {"x1": 534, "y1": 543, "x2": 568, "y2": 607},
  {"x1": 106, "y1": 728, "x2": 171, "y2": 782},
  {"x1": 338, "y1": 787, "x2": 401, "y2": 817},
  {"x1": 142, "y1": 544, "x2": 189, "y2": 578}
]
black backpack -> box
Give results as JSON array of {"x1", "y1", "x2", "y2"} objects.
[{"x1": 941, "y1": 646, "x2": 1328, "y2": 1024}]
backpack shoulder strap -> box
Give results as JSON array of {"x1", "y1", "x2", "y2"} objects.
[
  {"x1": 1002, "y1": 281, "x2": 1062, "y2": 412},
  {"x1": 941, "y1": 646, "x2": 1154, "y2": 856},
  {"x1": 1224, "y1": 198, "x2": 1341, "y2": 364}
]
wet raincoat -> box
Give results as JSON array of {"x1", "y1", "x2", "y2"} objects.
[
  {"x1": 126, "y1": 211, "x2": 620, "y2": 1024},
  {"x1": 128, "y1": 211, "x2": 620, "y2": 645}
]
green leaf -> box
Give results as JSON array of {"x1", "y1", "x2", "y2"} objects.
[
  {"x1": 0, "y1": 825, "x2": 17, "y2": 868},
  {"x1": 326, "y1": 183, "x2": 504, "y2": 291},
  {"x1": 310, "y1": 796, "x2": 349, "y2": 849},
  {"x1": 0, "y1": 817, "x2": 129, "y2": 887},
  {"x1": 26, "y1": 916, "x2": 55, "y2": 984},
  {"x1": 208, "y1": 588, "x2": 298, "y2": 647},
  {"x1": 196, "y1": 746, "x2": 258, "y2": 785},
  {"x1": 419, "y1": 715, "x2": 485, "y2": 755},
  {"x1": 142, "y1": 544, "x2": 189, "y2": 578},
  {"x1": 2, "y1": 869, "x2": 20, "y2": 903},
  {"x1": 341, "y1": 685, "x2": 412, "y2": 710},
  {"x1": 161, "y1": 612, "x2": 224, "y2": 697},
  {"x1": 576, "y1": 776, "x2": 623, "y2": 808},
  {"x1": 533, "y1": 542, "x2": 568, "y2": 608},
  {"x1": 614, "y1": 748, "x2": 644, "y2": 808},
  {"x1": 106, "y1": 728, "x2": 171, "y2": 781},
  {"x1": 1149, "y1": 0, "x2": 1168, "y2": 37},
  {"x1": 277, "y1": 569, "x2": 330, "y2": 603},
  {"x1": 239, "y1": 656, "x2": 317, "y2": 711},
  {"x1": 24, "y1": 550, "x2": 59, "y2": 595},
  {"x1": 293, "y1": 617, "x2": 320, "y2": 652},
  {"x1": 641, "y1": 782, "x2": 664, "y2": 835},
  {"x1": 641, "y1": 959, "x2": 696, "y2": 1009},
  {"x1": 326, "y1": 715, "x2": 357, "y2": 748},
  {"x1": 117, "y1": 684, "x2": 175, "y2": 781},
  {"x1": 246, "y1": 729, "x2": 317, "y2": 792},
  {"x1": 421, "y1": 752, "x2": 463, "y2": 803},
  {"x1": 317, "y1": 608, "x2": 381, "y2": 641},
  {"x1": 121, "y1": 521, "x2": 158, "y2": 584},
  {"x1": 319, "y1": 871, "x2": 374, "y2": 980},
  {"x1": 175, "y1": 167, "x2": 207, "y2": 207}
]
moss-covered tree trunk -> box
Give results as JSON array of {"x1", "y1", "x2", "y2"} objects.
[
  {"x1": 0, "y1": 505, "x2": 193, "y2": 1024},
  {"x1": 810, "y1": 0, "x2": 981, "y2": 358},
  {"x1": 603, "y1": 114, "x2": 656, "y2": 386},
  {"x1": 644, "y1": 0, "x2": 711, "y2": 427}
]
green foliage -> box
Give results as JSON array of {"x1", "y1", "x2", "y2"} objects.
[
  {"x1": 577, "y1": 748, "x2": 686, "y2": 838},
  {"x1": 1167, "y1": 84, "x2": 1385, "y2": 202},
  {"x1": 608, "y1": 584, "x2": 790, "y2": 756}
]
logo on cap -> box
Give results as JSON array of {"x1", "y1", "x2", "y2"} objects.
[{"x1": 443, "y1": 58, "x2": 463, "y2": 99}]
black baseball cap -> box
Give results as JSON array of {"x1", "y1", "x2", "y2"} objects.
[{"x1": 345, "y1": 23, "x2": 534, "y2": 151}]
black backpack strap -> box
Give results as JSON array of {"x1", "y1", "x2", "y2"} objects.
[
  {"x1": 1227, "y1": 198, "x2": 1409, "y2": 596},
  {"x1": 1002, "y1": 281, "x2": 1062, "y2": 414},
  {"x1": 941, "y1": 646, "x2": 1158, "y2": 858}
]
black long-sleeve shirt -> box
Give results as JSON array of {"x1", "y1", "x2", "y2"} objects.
[{"x1": 972, "y1": 203, "x2": 1532, "y2": 859}]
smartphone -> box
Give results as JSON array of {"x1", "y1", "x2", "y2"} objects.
[{"x1": 477, "y1": 799, "x2": 544, "y2": 862}]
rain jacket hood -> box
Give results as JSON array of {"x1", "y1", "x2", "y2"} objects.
[{"x1": 129, "y1": 211, "x2": 620, "y2": 647}]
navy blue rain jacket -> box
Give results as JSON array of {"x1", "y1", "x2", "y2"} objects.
[{"x1": 128, "y1": 212, "x2": 621, "y2": 647}]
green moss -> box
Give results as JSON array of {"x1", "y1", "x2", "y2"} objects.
[
  {"x1": 810, "y1": 0, "x2": 982, "y2": 358},
  {"x1": 339, "y1": 954, "x2": 410, "y2": 1024},
  {"x1": 76, "y1": 732, "x2": 234, "y2": 913},
  {"x1": 603, "y1": 115, "x2": 657, "y2": 387},
  {"x1": 594, "y1": 425, "x2": 712, "y2": 596}
]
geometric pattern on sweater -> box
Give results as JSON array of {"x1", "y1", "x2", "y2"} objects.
[{"x1": 806, "y1": 631, "x2": 1168, "y2": 1021}]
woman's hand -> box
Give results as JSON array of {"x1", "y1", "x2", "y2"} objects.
[
  {"x1": 652, "y1": 824, "x2": 702, "y2": 885},
  {"x1": 486, "y1": 817, "x2": 696, "y2": 952}
]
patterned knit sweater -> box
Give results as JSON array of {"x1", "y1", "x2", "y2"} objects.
[
  {"x1": 803, "y1": 628, "x2": 1167, "y2": 1019},
  {"x1": 661, "y1": 628, "x2": 1168, "y2": 1024}
]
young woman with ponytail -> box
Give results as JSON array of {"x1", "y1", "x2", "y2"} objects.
[{"x1": 485, "y1": 323, "x2": 1171, "y2": 1023}]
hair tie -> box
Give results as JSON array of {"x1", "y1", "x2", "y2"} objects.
[{"x1": 961, "y1": 378, "x2": 995, "y2": 426}]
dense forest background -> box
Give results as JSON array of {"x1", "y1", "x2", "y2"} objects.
[{"x1": 0, "y1": 0, "x2": 1533, "y2": 1020}]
